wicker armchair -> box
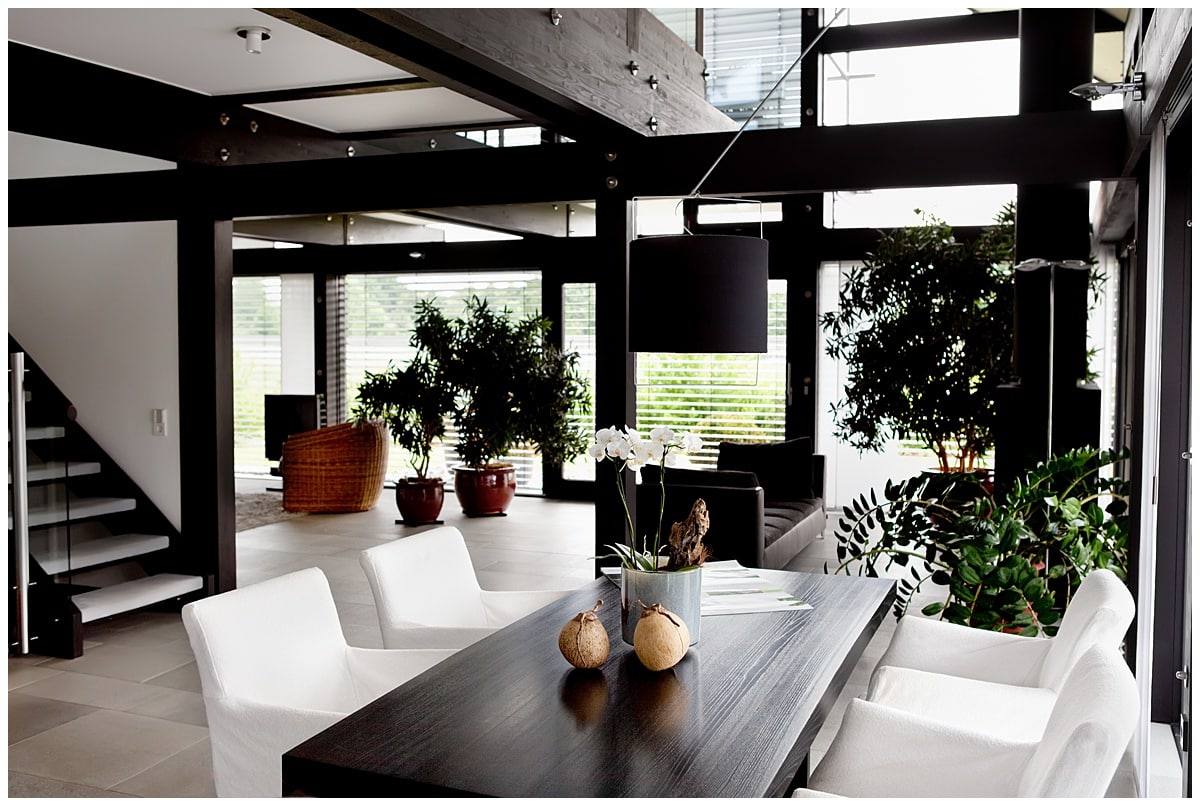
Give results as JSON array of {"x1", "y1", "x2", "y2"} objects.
[{"x1": 281, "y1": 421, "x2": 389, "y2": 513}]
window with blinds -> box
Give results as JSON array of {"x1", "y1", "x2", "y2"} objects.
[
  {"x1": 343, "y1": 272, "x2": 545, "y2": 490},
  {"x1": 232, "y1": 276, "x2": 282, "y2": 474},
  {"x1": 703, "y1": 8, "x2": 806, "y2": 129},
  {"x1": 562, "y1": 283, "x2": 598, "y2": 481},
  {"x1": 562, "y1": 279, "x2": 788, "y2": 477}
]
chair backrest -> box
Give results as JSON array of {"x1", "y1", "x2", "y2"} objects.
[
  {"x1": 359, "y1": 526, "x2": 489, "y2": 630},
  {"x1": 1038, "y1": 568, "x2": 1135, "y2": 690},
  {"x1": 182, "y1": 567, "x2": 358, "y2": 713},
  {"x1": 1019, "y1": 644, "x2": 1138, "y2": 797}
]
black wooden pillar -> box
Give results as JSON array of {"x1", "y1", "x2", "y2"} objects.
[
  {"x1": 779, "y1": 195, "x2": 822, "y2": 442},
  {"x1": 995, "y1": 9, "x2": 1098, "y2": 489},
  {"x1": 593, "y1": 194, "x2": 636, "y2": 578},
  {"x1": 177, "y1": 217, "x2": 237, "y2": 593}
]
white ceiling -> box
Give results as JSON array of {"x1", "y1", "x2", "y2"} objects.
[{"x1": 7, "y1": 7, "x2": 518, "y2": 134}]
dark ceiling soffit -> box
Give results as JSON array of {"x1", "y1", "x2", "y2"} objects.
[
  {"x1": 215, "y1": 76, "x2": 437, "y2": 106},
  {"x1": 8, "y1": 110, "x2": 1128, "y2": 227},
  {"x1": 1123, "y1": 9, "x2": 1192, "y2": 173},
  {"x1": 817, "y1": 9, "x2": 1123, "y2": 53},
  {"x1": 230, "y1": 237, "x2": 591, "y2": 276},
  {"x1": 7, "y1": 42, "x2": 374, "y2": 166},
  {"x1": 267, "y1": 8, "x2": 731, "y2": 143}
]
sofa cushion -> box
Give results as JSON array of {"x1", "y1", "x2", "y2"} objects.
[
  {"x1": 763, "y1": 501, "x2": 822, "y2": 549},
  {"x1": 717, "y1": 437, "x2": 814, "y2": 501},
  {"x1": 642, "y1": 465, "x2": 760, "y2": 490}
]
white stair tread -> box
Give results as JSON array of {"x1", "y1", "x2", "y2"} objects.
[
  {"x1": 32, "y1": 533, "x2": 171, "y2": 576},
  {"x1": 73, "y1": 574, "x2": 204, "y2": 623},
  {"x1": 10, "y1": 460, "x2": 103, "y2": 485},
  {"x1": 9, "y1": 496, "x2": 137, "y2": 529},
  {"x1": 9, "y1": 425, "x2": 66, "y2": 441}
]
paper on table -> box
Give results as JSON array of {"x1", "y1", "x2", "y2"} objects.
[
  {"x1": 700, "y1": 560, "x2": 813, "y2": 616},
  {"x1": 599, "y1": 560, "x2": 812, "y2": 616}
]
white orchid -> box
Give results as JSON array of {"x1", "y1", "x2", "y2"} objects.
[{"x1": 590, "y1": 424, "x2": 705, "y2": 569}]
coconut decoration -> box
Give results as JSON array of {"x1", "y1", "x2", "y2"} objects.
[
  {"x1": 633, "y1": 602, "x2": 690, "y2": 671},
  {"x1": 558, "y1": 600, "x2": 610, "y2": 669}
]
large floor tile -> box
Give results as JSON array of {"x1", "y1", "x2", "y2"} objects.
[
  {"x1": 127, "y1": 687, "x2": 209, "y2": 727},
  {"x1": 8, "y1": 710, "x2": 208, "y2": 789},
  {"x1": 13, "y1": 670, "x2": 169, "y2": 711},
  {"x1": 8, "y1": 662, "x2": 63, "y2": 691},
  {"x1": 8, "y1": 693, "x2": 97, "y2": 745},
  {"x1": 40, "y1": 642, "x2": 195, "y2": 684},
  {"x1": 8, "y1": 771, "x2": 133, "y2": 798},
  {"x1": 109, "y1": 736, "x2": 216, "y2": 797},
  {"x1": 143, "y1": 661, "x2": 203, "y2": 694}
]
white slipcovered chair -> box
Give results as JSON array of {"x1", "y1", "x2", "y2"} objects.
[
  {"x1": 359, "y1": 526, "x2": 576, "y2": 650},
  {"x1": 182, "y1": 567, "x2": 454, "y2": 798},
  {"x1": 866, "y1": 567, "x2": 1134, "y2": 741},
  {"x1": 794, "y1": 644, "x2": 1138, "y2": 798}
]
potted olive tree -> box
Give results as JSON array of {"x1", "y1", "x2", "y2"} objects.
[
  {"x1": 353, "y1": 349, "x2": 456, "y2": 525},
  {"x1": 413, "y1": 296, "x2": 591, "y2": 516},
  {"x1": 821, "y1": 204, "x2": 1015, "y2": 473}
]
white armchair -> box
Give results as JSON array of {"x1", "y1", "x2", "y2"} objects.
[
  {"x1": 795, "y1": 644, "x2": 1138, "y2": 798},
  {"x1": 359, "y1": 526, "x2": 576, "y2": 650},
  {"x1": 866, "y1": 568, "x2": 1134, "y2": 740},
  {"x1": 182, "y1": 567, "x2": 454, "y2": 798}
]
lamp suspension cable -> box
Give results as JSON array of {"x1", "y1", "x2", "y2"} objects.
[{"x1": 688, "y1": 7, "x2": 845, "y2": 199}]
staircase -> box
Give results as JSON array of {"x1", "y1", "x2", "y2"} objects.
[{"x1": 9, "y1": 345, "x2": 207, "y2": 658}]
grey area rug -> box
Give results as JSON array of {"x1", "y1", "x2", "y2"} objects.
[{"x1": 235, "y1": 492, "x2": 307, "y2": 532}]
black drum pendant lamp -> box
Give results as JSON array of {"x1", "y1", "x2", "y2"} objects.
[
  {"x1": 629, "y1": 234, "x2": 768, "y2": 352},
  {"x1": 627, "y1": 8, "x2": 844, "y2": 354}
]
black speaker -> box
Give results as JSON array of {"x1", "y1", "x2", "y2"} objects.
[{"x1": 264, "y1": 394, "x2": 322, "y2": 461}]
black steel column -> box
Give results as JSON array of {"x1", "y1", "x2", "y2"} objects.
[
  {"x1": 177, "y1": 216, "x2": 236, "y2": 593},
  {"x1": 593, "y1": 194, "x2": 636, "y2": 578},
  {"x1": 780, "y1": 195, "x2": 822, "y2": 441},
  {"x1": 996, "y1": 9, "x2": 1097, "y2": 488}
]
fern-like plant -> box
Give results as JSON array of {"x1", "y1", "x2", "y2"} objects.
[{"x1": 831, "y1": 446, "x2": 1129, "y2": 636}]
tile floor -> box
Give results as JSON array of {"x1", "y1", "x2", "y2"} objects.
[{"x1": 7, "y1": 480, "x2": 1184, "y2": 797}]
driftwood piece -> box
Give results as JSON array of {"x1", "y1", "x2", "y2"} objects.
[{"x1": 666, "y1": 498, "x2": 710, "y2": 570}]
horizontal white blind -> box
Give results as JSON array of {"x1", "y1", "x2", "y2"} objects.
[
  {"x1": 343, "y1": 272, "x2": 545, "y2": 490},
  {"x1": 562, "y1": 283, "x2": 598, "y2": 481},
  {"x1": 704, "y1": 7, "x2": 806, "y2": 129},
  {"x1": 232, "y1": 277, "x2": 282, "y2": 474},
  {"x1": 636, "y1": 279, "x2": 789, "y2": 467}
]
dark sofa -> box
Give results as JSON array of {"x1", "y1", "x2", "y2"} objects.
[{"x1": 638, "y1": 438, "x2": 826, "y2": 570}]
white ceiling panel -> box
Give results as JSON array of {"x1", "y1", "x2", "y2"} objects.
[
  {"x1": 7, "y1": 8, "x2": 411, "y2": 95},
  {"x1": 251, "y1": 88, "x2": 520, "y2": 134}
]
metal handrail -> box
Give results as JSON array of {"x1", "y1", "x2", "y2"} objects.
[{"x1": 9, "y1": 352, "x2": 31, "y2": 654}]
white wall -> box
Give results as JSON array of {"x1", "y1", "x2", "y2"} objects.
[{"x1": 7, "y1": 134, "x2": 182, "y2": 528}]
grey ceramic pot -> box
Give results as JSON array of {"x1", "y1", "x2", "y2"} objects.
[{"x1": 620, "y1": 566, "x2": 701, "y2": 646}]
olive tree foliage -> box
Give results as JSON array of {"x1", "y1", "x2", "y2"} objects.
[{"x1": 821, "y1": 204, "x2": 1016, "y2": 472}]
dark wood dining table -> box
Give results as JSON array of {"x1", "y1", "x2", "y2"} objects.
[{"x1": 282, "y1": 568, "x2": 896, "y2": 798}]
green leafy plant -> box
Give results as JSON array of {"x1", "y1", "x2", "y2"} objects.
[
  {"x1": 413, "y1": 295, "x2": 592, "y2": 469},
  {"x1": 831, "y1": 446, "x2": 1129, "y2": 636},
  {"x1": 352, "y1": 353, "x2": 456, "y2": 481},
  {"x1": 821, "y1": 204, "x2": 1016, "y2": 472}
]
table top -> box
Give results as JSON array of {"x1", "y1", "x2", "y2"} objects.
[{"x1": 282, "y1": 568, "x2": 895, "y2": 798}]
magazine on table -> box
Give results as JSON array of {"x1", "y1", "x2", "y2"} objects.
[{"x1": 601, "y1": 560, "x2": 812, "y2": 616}]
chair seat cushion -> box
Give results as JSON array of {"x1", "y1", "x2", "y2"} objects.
[
  {"x1": 763, "y1": 500, "x2": 822, "y2": 548},
  {"x1": 868, "y1": 664, "x2": 1057, "y2": 742}
]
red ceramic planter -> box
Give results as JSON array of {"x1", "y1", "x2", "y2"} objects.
[
  {"x1": 395, "y1": 478, "x2": 445, "y2": 525},
  {"x1": 453, "y1": 464, "x2": 517, "y2": 516}
]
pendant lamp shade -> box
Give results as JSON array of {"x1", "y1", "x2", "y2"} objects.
[{"x1": 628, "y1": 234, "x2": 769, "y2": 353}]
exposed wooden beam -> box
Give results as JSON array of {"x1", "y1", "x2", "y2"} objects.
[
  {"x1": 215, "y1": 77, "x2": 437, "y2": 106},
  {"x1": 7, "y1": 42, "x2": 381, "y2": 166},
  {"x1": 230, "y1": 238, "x2": 589, "y2": 276},
  {"x1": 10, "y1": 111, "x2": 1129, "y2": 227},
  {"x1": 267, "y1": 8, "x2": 734, "y2": 141},
  {"x1": 818, "y1": 10, "x2": 1019, "y2": 52}
]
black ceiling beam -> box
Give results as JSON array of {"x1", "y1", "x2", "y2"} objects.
[
  {"x1": 215, "y1": 77, "x2": 436, "y2": 106},
  {"x1": 9, "y1": 110, "x2": 1129, "y2": 227},
  {"x1": 818, "y1": 11, "x2": 1019, "y2": 53},
  {"x1": 8, "y1": 170, "x2": 184, "y2": 227},
  {"x1": 619, "y1": 109, "x2": 1129, "y2": 199},
  {"x1": 268, "y1": 8, "x2": 732, "y2": 143},
  {"x1": 817, "y1": 9, "x2": 1123, "y2": 54},
  {"x1": 230, "y1": 237, "x2": 590, "y2": 276},
  {"x1": 7, "y1": 42, "x2": 380, "y2": 166}
]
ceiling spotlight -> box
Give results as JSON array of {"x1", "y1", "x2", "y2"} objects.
[
  {"x1": 236, "y1": 26, "x2": 272, "y2": 55},
  {"x1": 1069, "y1": 72, "x2": 1145, "y2": 102}
]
